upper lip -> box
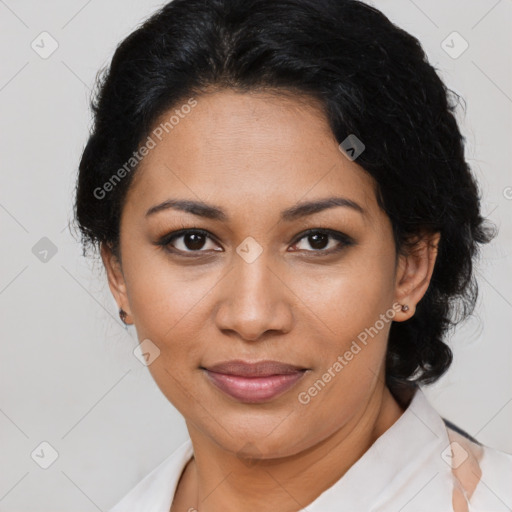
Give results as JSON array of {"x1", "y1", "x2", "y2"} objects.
[{"x1": 203, "y1": 360, "x2": 306, "y2": 377}]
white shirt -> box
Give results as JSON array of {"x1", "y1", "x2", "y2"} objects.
[{"x1": 109, "y1": 387, "x2": 512, "y2": 511}]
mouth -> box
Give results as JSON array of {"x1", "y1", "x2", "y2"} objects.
[{"x1": 201, "y1": 360, "x2": 308, "y2": 403}]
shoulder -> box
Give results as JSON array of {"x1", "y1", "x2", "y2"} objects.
[
  {"x1": 443, "y1": 422, "x2": 512, "y2": 511},
  {"x1": 394, "y1": 385, "x2": 512, "y2": 510}
]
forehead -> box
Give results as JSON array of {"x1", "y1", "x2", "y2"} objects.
[{"x1": 124, "y1": 89, "x2": 377, "y2": 220}]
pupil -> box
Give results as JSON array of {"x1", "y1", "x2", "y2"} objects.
[
  {"x1": 185, "y1": 233, "x2": 205, "y2": 250},
  {"x1": 309, "y1": 233, "x2": 328, "y2": 250}
]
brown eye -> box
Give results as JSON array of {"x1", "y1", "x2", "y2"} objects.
[
  {"x1": 306, "y1": 232, "x2": 330, "y2": 250},
  {"x1": 180, "y1": 232, "x2": 207, "y2": 250},
  {"x1": 157, "y1": 229, "x2": 222, "y2": 254},
  {"x1": 290, "y1": 229, "x2": 354, "y2": 254}
]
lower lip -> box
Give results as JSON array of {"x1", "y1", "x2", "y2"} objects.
[{"x1": 203, "y1": 370, "x2": 306, "y2": 403}]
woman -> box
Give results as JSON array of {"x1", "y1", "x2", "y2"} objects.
[{"x1": 73, "y1": 0, "x2": 512, "y2": 510}]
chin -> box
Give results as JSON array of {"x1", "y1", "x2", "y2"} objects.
[{"x1": 199, "y1": 415, "x2": 309, "y2": 461}]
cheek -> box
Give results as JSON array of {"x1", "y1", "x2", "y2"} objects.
[
  {"x1": 298, "y1": 252, "x2": 395, "y2": 342},
  {"x1": 121, "y1": 252, "x2": 216, "y2": 408},
  {"x1": 292, "y1": 244, "x2": 396, "y2": 401},
  {"x1": 122, "y1": 246, "x2": 221, "y2": 342},
  {"x1": 293, "y1": 289, "x2": 394, "y2": 444}
]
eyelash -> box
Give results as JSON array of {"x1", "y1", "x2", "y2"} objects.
[{"x1": 155, "y1": 228, "x2": 354, "y2": 257}]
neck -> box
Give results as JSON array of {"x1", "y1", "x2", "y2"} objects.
[{"x1": 175, "y1": 384, "x2": 406, "y2": 512}]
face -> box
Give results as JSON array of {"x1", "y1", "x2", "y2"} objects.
[{"x1": 102, "y1": 89, "x2": 438, "y2": 459}]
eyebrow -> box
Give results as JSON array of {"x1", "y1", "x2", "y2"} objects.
[{"x1": 145, "y1": 196, "x2": 366, "y2": 221}]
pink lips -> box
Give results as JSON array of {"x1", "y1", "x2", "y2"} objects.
[{"x1": 202, "y1": 360, "x2": 307, "y2": 403}]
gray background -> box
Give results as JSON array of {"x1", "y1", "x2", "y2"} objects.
[{"x1": 0, "y1": 0, "x2": 511, "y2": 510}]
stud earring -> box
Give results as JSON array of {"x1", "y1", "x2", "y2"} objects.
[
  {"x1": 401, "y1": 304, "x2": 409, "y2": 312},
  {"x1": 119, "y1": 308, "x2": 129, "y2": 324}
]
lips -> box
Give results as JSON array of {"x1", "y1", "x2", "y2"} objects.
[
  {"x1": 205, "y1": 359, "x2": 306, "y2": 377},
  {"x1": 202, "y1": 359, "x2": 308, "y2": 403}
]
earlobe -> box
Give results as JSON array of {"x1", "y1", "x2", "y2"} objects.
[
  {"x1": 393, "y1": 231, "x2": 441, "y2": 320},
  {"x1": 100, "y1": 242, "x2": 132, "y2": 322}
]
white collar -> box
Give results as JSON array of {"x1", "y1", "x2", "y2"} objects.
[
  {"x1": 109, "y1": 387, "x2": 460, "y2": 511},
  {"x1": 302, "y1": 386, "x2": 455, "y2": 510}
]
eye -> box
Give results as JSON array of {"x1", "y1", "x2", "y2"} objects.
[
  {"x1": 289, "y1": 229, "x2": 354, "y2": 254},
  {"x1": 155, "y1": 227, "x2": 354, "y2": 257},
  {"x1": 156, "y1": 229, "x2": 222, "y2": 255}
]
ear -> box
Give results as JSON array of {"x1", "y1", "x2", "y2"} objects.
[
  {"x1": 393, "y1": 231, "x2": 441, "y2": 321},
  {"x1": 100, "y1": 242, "x2": 132, "y2": 322}
]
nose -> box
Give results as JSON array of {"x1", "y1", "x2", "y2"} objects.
[{"x1": 214, "y1": 253, "x2": 294, "y2": 342}]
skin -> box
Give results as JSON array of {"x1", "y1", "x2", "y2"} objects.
[{"x1": 101, "y1": 89, "x2": 440, "y2": 512}]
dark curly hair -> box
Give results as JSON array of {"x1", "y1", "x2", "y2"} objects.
[{"x1": 73, "y1": 0, "x2": 496, "y2": 394}]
